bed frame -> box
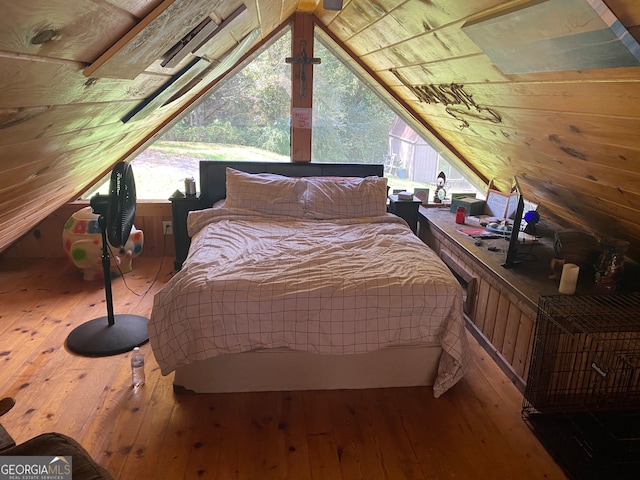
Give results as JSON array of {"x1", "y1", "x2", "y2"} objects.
[
  {"x1": 199, "y1": 160, "x2": 385, "y2": 207},
  {"x1": 170, "y1": 160, "x2": 443, "y2": 393}
]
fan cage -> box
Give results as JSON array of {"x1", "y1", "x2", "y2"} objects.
[
  {"x1": 107, "y1": 162, "x2": 136, "y2": 248},
  {"x1": 522, "y1": 293, "x2": 640, "y2": 480}
]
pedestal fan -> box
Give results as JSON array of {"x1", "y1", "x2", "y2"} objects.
[{"x1": 66, "y1": 161, "x2": 149, "y2": 356}]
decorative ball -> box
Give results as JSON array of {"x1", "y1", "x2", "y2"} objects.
[
  {"x1": 62, "y1": 206, "x2": 144, "y2": 281},
  {"x1": 524, "y1": 210, "x2": 540, "y2": 224}
]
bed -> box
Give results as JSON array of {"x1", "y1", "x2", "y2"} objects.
[{"x1": 148, "y1": 161, "x2": 470, "y2": 398}]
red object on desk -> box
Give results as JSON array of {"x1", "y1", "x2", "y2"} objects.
[{"x1": 455, "y1": 206, "x2": 466, "y2": 224}]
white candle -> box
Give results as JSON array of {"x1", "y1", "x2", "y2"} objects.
[{"x1": 558, "y1": 263, "x2": 580, "y2": 294}]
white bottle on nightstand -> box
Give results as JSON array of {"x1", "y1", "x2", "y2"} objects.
[{"x1": 131, "y1": 347, "x2": 145, "y2": 388}]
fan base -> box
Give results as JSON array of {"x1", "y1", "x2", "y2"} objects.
[{"x1": 66, "y1": 314, "x2": 149, "y2": 357}]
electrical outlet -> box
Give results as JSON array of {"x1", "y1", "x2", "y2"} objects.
[{"x1": 162, "y1": 221, "x2": 173, "y2": 235}]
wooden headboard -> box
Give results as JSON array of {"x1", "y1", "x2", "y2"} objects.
[
  {"x1": 171, "y1": 161, "x2": 385, "y2": 269},
  {"x1": 199, "y1": 160, "x2": 385, "y2": 207}
]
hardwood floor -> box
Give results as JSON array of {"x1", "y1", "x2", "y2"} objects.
[{"x1": 0, "y1": 257, "x2": 567, "y2": 479}]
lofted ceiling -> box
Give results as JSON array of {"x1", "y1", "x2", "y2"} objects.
[{"x1": 0, "y1": 0, "x2": 639, "y2": 261}]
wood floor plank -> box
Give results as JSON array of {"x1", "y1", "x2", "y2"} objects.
[
  {"x1": 328, "y1": 390, "x2": 378, "y2": 479},
  {"x1": 208, "y1": 391, "x2": 255, "y2": 479},
  {"x1": 181, "y1": 394, "x2": 228, "y2": 479},
  {"x1": 147, "y1": 393, "x2": 203, "y2": 479},
  {"x1": 281, "y1": 391, "x2": 314, "y2": 479},
  {"x1": 243, "y1": 391, "x2": 292, "y2": 479},
  {"x1": 401, "y1": 387, "x2": 497, "y2": 479},
  {"x1": 372, "y1": 389, "x2": 431, "y2": 479},
  {"x1": 0, "y1": 257, "x2": 568, "y2": 480},
  {"x1": 302, "y1": 390, "x2": 343, "y2": 479},
  {"x1": 464, "y1": 339, "x2": 564, "y2": 478}
]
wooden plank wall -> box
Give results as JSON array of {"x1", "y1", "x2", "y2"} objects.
[
  {"x1": 2, "y1": 202, "x2": 174, "y2": 259},
  {"x1": 0, "y1": 0, "x2": 294, "y2": 253},
  {"x1": 315, "y1": 0, "x2": 640, "y2": 261},
  {"x1": 1, "y1": 0, "x2": 639, "y2": 264}
]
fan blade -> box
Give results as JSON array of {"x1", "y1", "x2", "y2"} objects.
[{"x1": 106, "y1": 161, "x2": 137, "y2": 248}]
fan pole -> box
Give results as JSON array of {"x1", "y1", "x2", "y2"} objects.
[{"x1": 99, "y1": 218, "x2": 116, "y2": 327}]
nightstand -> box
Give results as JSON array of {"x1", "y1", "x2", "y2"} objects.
[
  {"x1": 170, "y1": 194, "x2": 202, "y2": 270},
  {"x1": 388, "y1": 194, "x2": 422, "y2": 234}
]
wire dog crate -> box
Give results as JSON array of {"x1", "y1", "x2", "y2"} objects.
[
  {"x1": 525, "y1": 294, "x2": 640, "y2": 413},
  {"x1": 522, "y1": 293, "x2": 640, "y2": 480}
]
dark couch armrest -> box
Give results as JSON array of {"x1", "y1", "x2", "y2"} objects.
[{"x1": 0, "y1": 432, "x2": 113, "y2": 480}]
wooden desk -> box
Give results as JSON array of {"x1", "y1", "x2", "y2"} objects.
[{"x1": 417, "y1": 208, "x2": 640, "y2": 391}]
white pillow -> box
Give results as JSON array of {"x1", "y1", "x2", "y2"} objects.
[
  {"x1": 224, "y1": 168, "x2": 305, "y2": 217},
  {"x1": 303, "y1": 176, "x2": 388, "y2": 219}
]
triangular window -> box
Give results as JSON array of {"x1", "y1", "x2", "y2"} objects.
[
  {"x1": 85, "y1": 26, "x2": 293, "y2": 200},
  {"x1": 86, "y1": 23, "x2": 480, "y2": 200}
]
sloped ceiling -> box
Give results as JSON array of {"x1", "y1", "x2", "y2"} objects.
[{"x1": 0, "y1": 0, "x2": 639, "y2": 261}]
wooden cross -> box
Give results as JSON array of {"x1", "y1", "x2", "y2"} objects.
[{"x1": 285, "y1": 41, "x2": 321, "y2": 98}]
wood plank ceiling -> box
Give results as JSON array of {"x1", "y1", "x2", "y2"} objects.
[{"x1": 0, "y1": 0, "x2": 639, "y2": 261}]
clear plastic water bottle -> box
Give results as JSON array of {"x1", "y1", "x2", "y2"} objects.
[{"x1": 131, "y1": 347, "x2": 145, "y2": 388}]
